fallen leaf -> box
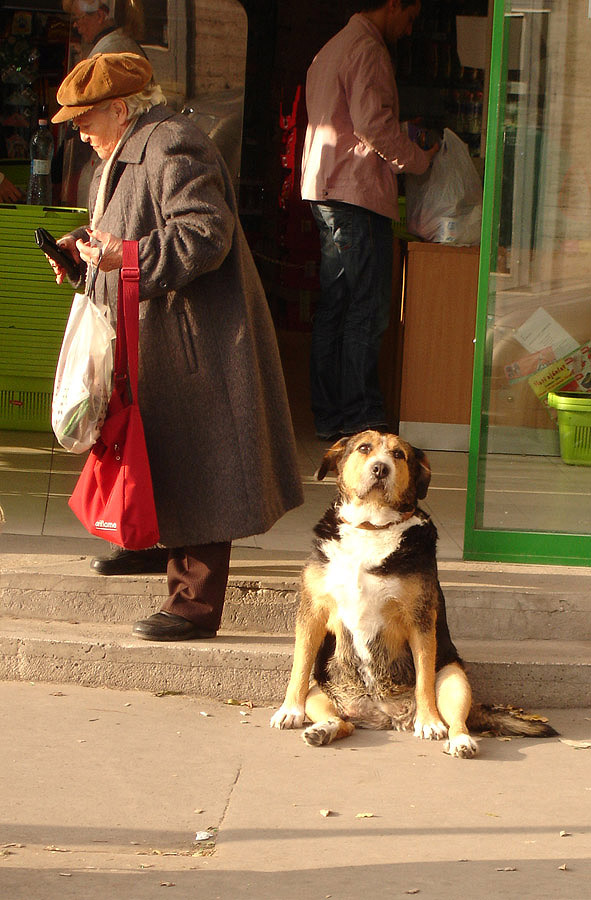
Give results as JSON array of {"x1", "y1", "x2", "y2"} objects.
[
  {"x1": 406, "y1": 890, "x2": 421, "y2": 895},
  {"x1": 559, "y1": 739, "x2": 591, "y2": 749},
  {"x1": 319, "y1": 809, "x2": 332, "y2": 817},
  {"x1": 199, "y1": 712, "x2": 211, "y2": 717},
  {"x1": 44, "y1": 846, "x2": 70, "y2": 853},
  {"x1": 559, "y1": 831, "x2": 571, "y2": 837},
  {"x1": 485, "y1": 813, "x2": 500, "y2": 818},
  {"x1": 225, "y1": 698, "x2": 241, "y2": 705},
  {"x1": 160, "y1": 882, "x2": 176, "y2": 887},
  {"x1": 194, "y1": 809, "x2": 205, "y2": 814},
  {"x1": 496, "y1": 737, "x2": 512, "y2": 742},
  {"x1": 355, "y1": 812, "x2": 375, "y2": 818},
  {"x1": 496, "y1": 867, "x2": 517, "y2": 872},
  {"x1": 50, "y1": 692, "x2": 65, "y2": 697},
  {"x1": 154, "y1": 690, "x2": 184, "y2": 697},
  {"x1": 58, "y1": 873, "x2": 72, "y2": 877},
  {"x1": 558, "y1": 864, "x2": 568, "y2": 871}
]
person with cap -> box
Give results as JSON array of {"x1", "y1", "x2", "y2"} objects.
[
  {"x1": 63, "y1": 0, "x2": 161, "y2": 577},
  {"x1": 60, "y1": 4, "x2": 155, "y2": 577},
  {"x1": 46, "y1": 52, "x2": 304, "y2": 641}
]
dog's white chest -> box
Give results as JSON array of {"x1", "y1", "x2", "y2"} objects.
[{"x1": 321, "y1": 525, "x2": 408, "y2": 659}]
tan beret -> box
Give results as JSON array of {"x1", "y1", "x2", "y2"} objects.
[{"x1": 52, "y1": 52, "x2": 153, "y2": 123}]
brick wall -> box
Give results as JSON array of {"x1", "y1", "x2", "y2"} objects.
[{"x1": 193, "y1": 0, "x2": 247, "y2": 94}]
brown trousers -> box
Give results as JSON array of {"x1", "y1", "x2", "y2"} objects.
[{"x1": 161, "y1": 542, "x2": 231, "y2": 631}]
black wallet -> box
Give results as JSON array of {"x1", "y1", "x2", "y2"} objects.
[{"x1": 34, "y1": 227, "x2": 82, "y2": 283}]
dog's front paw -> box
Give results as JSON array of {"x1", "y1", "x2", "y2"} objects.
[
  {"x1": 270, "y1": 704, "x2": 306, "y2": 730},
  {"x1": 302, "y1": 720, "x2": 338, "y2": 746},
  {"x1": 414, "y1": 717, "x2": 448, "y2": 741},
  {"x1": 444, "y1": 734, "x2": 479, "y2": 759}
]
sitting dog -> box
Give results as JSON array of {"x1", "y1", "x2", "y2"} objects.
[{"x1": 271, "y1": 431, "x2": 556, "y2": 758}]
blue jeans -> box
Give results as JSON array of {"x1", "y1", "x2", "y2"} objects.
[{"x1": 310, "y1": 201, "x2": 393, "y2": 437}]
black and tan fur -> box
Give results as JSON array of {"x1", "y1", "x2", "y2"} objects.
[{"x1": 271, "y1": 431, "x2": 557, "y2": 757}]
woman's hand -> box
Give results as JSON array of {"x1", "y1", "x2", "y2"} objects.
[
  {"x1": 47, "y1": 234, "x2": 81, "y2": 285},
  {"x1": 76, "y1": 228, "x2": 123, "y2": 272}
]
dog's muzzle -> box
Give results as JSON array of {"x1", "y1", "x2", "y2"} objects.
[
  {"x1": 371, "y1": 462, "x2": 390, "y2": 481},
  {"x1": 356, "y1": 458, "x2": 392, "y2": 497}
]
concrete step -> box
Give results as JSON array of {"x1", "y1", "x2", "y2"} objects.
[
  {"x1": 2, "y1": 557, "x2": 591, "y2": 641},
  {"x1": 0, "y1": 617, "x2": 589, "y2": 708}
]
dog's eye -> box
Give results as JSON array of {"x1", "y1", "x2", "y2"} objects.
[
  {"x1": 392, "y1": 448, "x2": 406, "y2": 460},
  {"x1": 357, "y1": 443, "x2": 372, "y2": 454}
]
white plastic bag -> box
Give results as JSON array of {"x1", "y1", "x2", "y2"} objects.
[
  {"x1": 406, "y1": 128, "x2": 482, "y2": 246},
  {"x1": 52, "y1": 291, "x2": 116, "y2": 453}
]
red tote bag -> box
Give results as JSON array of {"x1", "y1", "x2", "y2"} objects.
[{"x1": 68, "y1": 241, "x2": 160, "y2": 550}]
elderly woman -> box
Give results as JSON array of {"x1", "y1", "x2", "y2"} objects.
[{"x1": 49, "y1": 52, "x2": 303, "y2": 641}]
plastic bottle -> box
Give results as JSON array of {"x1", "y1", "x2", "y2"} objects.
[{"x1": 26, "y1": 111, "x2": 54, "y2": 206}]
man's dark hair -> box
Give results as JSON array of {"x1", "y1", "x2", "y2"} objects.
[{"x1": 356, "y1": 0, "x2": 418, "y2": 10}]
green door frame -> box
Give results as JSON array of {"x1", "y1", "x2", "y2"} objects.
[{"x1": 463, "y1": 0, "x2": 591, "y2": 567}]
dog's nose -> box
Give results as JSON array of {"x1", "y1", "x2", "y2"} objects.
[{"x1": 371, "y1": 462, "x2": 390, "y2": 480}]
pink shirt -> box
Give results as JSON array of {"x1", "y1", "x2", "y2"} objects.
[{"x1": 301, "y1": 14, "x2": 430, "y2": 220}]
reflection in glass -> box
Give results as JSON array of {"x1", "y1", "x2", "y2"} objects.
[
  {"x1": 475, "y1": 1, "x2": 591, "y2": 536},
  {"x1": 59, "y1": 0, "x2": 247, "y2": 204}
]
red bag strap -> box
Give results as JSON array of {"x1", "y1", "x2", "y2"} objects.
[{"x1": 114, "y1": 240, "x2": 140, "y2": 400}]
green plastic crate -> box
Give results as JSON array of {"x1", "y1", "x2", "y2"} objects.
[
  {"x1": 0, "y1": 203, "x2": 88, "y2": 431},
  {"x1": 547, "y1": 391, "x2": 591, "y2": 466}
]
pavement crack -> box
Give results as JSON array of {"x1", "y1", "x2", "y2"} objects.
[{"x1": 218, "y1": 763, "x2": 242, "y2": 830}]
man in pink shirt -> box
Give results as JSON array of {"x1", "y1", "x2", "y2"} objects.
[{"x1": 301, "y1": 0, "x2": 438, "y2": 440}]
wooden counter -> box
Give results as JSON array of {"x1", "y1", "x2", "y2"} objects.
[{"x1": 397, "y1": 241, "x2": 479, "y2": 448}]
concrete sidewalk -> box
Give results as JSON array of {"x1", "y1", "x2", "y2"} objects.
[{"x1": 0, "y1": 682, "x2": 590, "y2": 899}]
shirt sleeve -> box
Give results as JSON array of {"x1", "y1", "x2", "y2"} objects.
[{"x1": 344, "y1": 44, "x2": 430, "y2": 176}]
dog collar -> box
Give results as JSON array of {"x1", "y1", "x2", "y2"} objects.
[{"x1": 342, "y1": 509, "x2": 416, "y2": 530}]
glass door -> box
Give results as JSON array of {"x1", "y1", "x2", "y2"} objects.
[{"x1": 464, "y1": 0, "x2": 591, "y2": 565}]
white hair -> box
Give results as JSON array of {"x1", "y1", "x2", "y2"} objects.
[{"x1": 123, "y1": 82, "x2": 167, "y2": 121}]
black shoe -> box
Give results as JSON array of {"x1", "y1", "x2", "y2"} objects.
[
  {"x1": 90, "y1": 546, "x2": 169, "y2": 576},
  {"x1": 132, "y1": 612, "x2": 217, "y2": 642}
]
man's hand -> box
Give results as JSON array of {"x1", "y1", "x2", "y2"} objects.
[
  {"x1": 425, "y1": 143, "x2": 440, "y2": 165},
  {"x1": 0, "y1": 176, "x2": 24, "y2": 203}
]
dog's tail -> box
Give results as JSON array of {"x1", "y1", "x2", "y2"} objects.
[{"x1": 467, "y1": 704, "x2": 558, "y2": 738}]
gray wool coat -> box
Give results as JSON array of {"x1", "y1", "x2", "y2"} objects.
[{"x1": 75, "y1": 104, "x2": 303, "y2": 547}]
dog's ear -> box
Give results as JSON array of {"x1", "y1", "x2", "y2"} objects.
[
  {"x1": 412, "y1": 446, "x2": 431, "y2": 500},
  {"x1": 316, "y1": 436, "x2": 350, "y2": 481}
]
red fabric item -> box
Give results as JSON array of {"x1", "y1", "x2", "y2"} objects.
[{"x1": 68, "y1": 241, "x2": 160, "y2": 550}]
